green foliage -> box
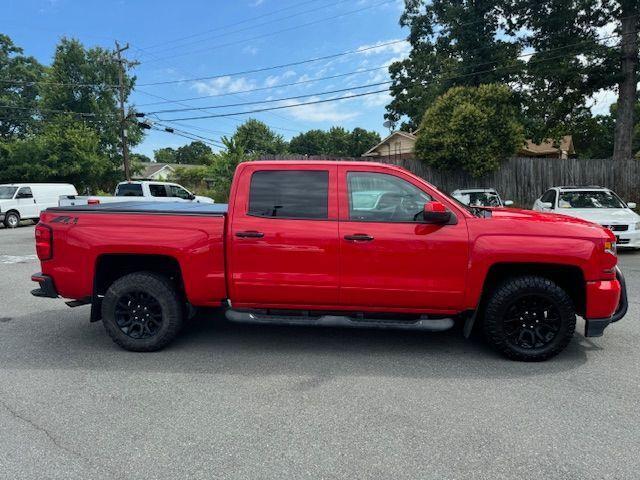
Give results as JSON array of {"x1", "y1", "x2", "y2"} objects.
[
  {"x1": 130, "y1": 153, "x2": 151, "y2": 163},
  {"x1": 175, "y1": 141, "x2": 213, "y2": 165},
  {"x1": 0, "y1": 34, "x2": 45, "y2": 139},
  {"x1": 289, "y1": 127, "x2": 381, "y2": 157},
  {"x1": 40, "y1": 37, "x2": 142, "y2": 166},
  {"x1": 501, "y1": 0, "x2": 616, "y2": 141},
  {"x1": 154, "y1": 147, "x2": 177, "y2": 163},
  {"x1": 386, "y1": 0, "x2": 523, "y2": 130},
  {"x1": 170, "y1": 165, "x2": 210, "y2": 191},
  {"x1": 209, "y1": 137, "x2": 247, "y2": 202},
  {"x1": 415, "y1": 84, "x2": 524, "y2": 177},
  {"x1": 0, "y1": 115, "x2": 111, "y2": 191},
  {"x1": 232, "y1": 119, "x2": 288, "y2": 156}
]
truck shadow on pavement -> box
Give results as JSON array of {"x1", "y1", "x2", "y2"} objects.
[{"x1": 1, "y1": 307, "x2": 599, "y2": 379}]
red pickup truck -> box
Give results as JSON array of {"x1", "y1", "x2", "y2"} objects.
[{"x1": 31, "y1": 160, "x2": 628, "y2": 361}]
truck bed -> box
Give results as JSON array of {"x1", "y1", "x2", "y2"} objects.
[
  {"x1": 39, "y1": 201, "x2": 229, "y2": 307},
  {"x1": 49, "y1": 201, "x2": 228, "y2": 215}
]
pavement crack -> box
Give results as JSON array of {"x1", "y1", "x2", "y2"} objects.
[
  {"x1": 0, "y1": 395, "x2": 79, "y2": 457},
  {"x1": 0, "y1": 394, "x2": 125, "y2": 480}
]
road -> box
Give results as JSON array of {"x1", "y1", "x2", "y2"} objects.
[{"x1": 1, "y1": 225, "x2": 639, "y2": 480}]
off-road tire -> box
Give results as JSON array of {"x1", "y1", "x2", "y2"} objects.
[
  {"x1": 483, "y1": 276, "x2": 576, "y2": 361},
  {"x1": 102, "y1": 272, "x2": 183, "y2": 352},
  {"x1": 4, "y1": 211, "x2": 20, "y2": 228}
]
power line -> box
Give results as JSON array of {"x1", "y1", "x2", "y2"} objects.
[
  {"x1": 157, "y1": 88, "x2": 390, "y2": 121},
  {"x1": 136, "y1": 65, "x2": 389, "y2": 106},
  {"x1": 136, "y1": 89, "x2": 302, "y2": 133},
  {"x1": 140, "y1": 0, "x2": 351, "y2": 56},
  {"x1": 144, "y1": 80, "x2": 392, "y2": 114},
  {"x1": 136, "y1": 39, "x2": 406, "y2": 87},
  {"x1": 140, "y1": 0, "x2": 397, "y2": 65},
  {"x1": 140, "y1": 0, "x2": 325, "y2": 50}
]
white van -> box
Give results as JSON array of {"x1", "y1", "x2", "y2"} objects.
[{"x1": 0, "y1": 183, "x2": 78, "y2": 228}]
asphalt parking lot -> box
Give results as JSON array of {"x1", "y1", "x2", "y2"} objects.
[{"x1": 1, "y1": 224, "x2": 639, "y2": 480}]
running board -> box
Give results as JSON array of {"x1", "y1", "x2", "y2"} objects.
[{"x1": 225, "y1": 310, "x2": 454, "y2": 332}]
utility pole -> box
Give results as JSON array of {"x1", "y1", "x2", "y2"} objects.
[
  {"x1": 114, "y1": 41, "x2": 132, "y2": 180},
  {"x1": 612, "y1": 4, "x2": 639, "y2": 161}
]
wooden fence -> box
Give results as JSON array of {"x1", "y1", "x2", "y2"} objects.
[{"x1": 258, "y1": 155, "x2": 640, "y2": 206}]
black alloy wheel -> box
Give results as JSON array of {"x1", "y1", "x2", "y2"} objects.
[{"x1": 114, "y1": 291, "x2": 164, "y2": 339}]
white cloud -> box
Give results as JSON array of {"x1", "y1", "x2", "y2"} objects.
[
  {"x1": 280, "y1": 96, "x2": 360, "y2": 122},
  {"x1": 250, "y1": 0, "x2": 264, "y2": 6},
  {"x1": 192, "y1": 76, "x2": 257, "y2": 95},
  {"x1": 242, "y1": 45, "x2": 259, "y2": 55},
  {"x1": 263, "y1": 70, "x2": 297, "y2": 87},
  {"x1": 356, "y1": 39, "x2": 411, "y2": 58}
]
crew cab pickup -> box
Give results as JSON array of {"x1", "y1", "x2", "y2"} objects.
[
  {"x1": 58, "y1": 180, "x2": 214, "y2": 206},
  {"x1": 31, "y1": 161, "x2": 628, "y2": 361}
]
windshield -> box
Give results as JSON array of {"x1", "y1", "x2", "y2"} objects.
[
  {"x1": 558, "y1": 191, "x2": 625, "y2": 209},
  {"x1": 453, "y1": 191, "x2": 501, "y2": 207},
  {"x1": 0, "y1": 186, "x2": 17, "y2": 199}
]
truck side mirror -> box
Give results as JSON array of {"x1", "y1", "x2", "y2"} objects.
[
  {"x1": 540, "y1": 201, "x2": 553, "y2": 209},
  {"x1": 423, "y1": 201, "x2": 451, "y2": 224},
  {"x1": 627, "y1": 202, "x2": 636, "y2": 209},
  {"x1": 504, "y1": 200, "x2": 514, "y2": 206}
]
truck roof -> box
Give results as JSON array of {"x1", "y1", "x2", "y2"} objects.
[
  {"x1": 48, "y1": 201, "x2": 228, "y2": 216},
  {"x1": 249, "y1": 160, "x2": 405, "y2": 169}
]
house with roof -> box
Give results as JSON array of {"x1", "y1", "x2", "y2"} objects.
[
  {"x1": 517, "y1": 136, "x2": 575, "y2": 159},
  {"x1": 361, "y1": 130, "x2": 418, "y2": 159},
  {"x1": 361, "y1": 130, "x2": 576, "y2": 160},
  {"x1": 136, "y1": 163, "x2": 202, "y2": 181}
]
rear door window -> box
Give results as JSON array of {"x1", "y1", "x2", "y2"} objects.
[
  {"x1": 149, "y1": 184, "x2": 168, "y2": 197},
  {"x1": 248, "y1": 170, "x2": 329, "y2": 219},
  {"x1": 116, "y1": 184, "x2": 143, "y2": 197}
]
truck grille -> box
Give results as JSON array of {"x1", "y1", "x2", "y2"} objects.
[{"x1": 602, "y1": 224, "x2": 629, "y2": 232}]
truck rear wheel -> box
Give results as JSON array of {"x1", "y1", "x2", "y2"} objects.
[
  {"x1": 101, "y1": 272, "x2": 183, "y2": 352},
  {"x1": 483, "y1": 276, "x2": 576, "y2": 361}
]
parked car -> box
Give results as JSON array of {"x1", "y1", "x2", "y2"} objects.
[
  {"x1": 32, "y1": 161, "x2": 627, "y2": 361},
  {"x1": 451, "y1": 188, "x2": 513, "y2": 208},
  {"x1": 0, "y1": 183, "x2": 78, "y2": 228},
  {"x1": 533, "y1": 186, "x2": 640, "y2": 248},
  {"x1": 58, "y1": 181, "x2": 214, "y2": 206}
]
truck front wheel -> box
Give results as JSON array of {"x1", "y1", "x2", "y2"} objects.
[
  {"x1": 483, "y1": 276, "x2": 576, "y2": 361},
  {"x1": 101, "y1": 272, "x2": 184, "y2": 352}
]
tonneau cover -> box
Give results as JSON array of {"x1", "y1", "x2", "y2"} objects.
[{"x1": 47, "y1": 201, "x2": 228, "y2": 215}]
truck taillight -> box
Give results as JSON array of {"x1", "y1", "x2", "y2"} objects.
[
  {"x1": 35, "y1": 224, "x2": 53, "y2": 260},
  {"x1": 87, "y1": 198, "x2": 100, "y2": 205}
]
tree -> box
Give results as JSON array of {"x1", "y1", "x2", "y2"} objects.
[
  {"x1": 39, "y1": 37, "x2": 142, "y2": 185},
  {"x1": 611, "y1": 0, "x2": 640, "y2": 160},
  {"x1": 289, "y1": 129, "x2": 328, "y2": 155},
  {"x1": 232, "y1": 119, "x2": 288, "y2": 156},
  {"x1": 386, "y1": 0, "x2": 523, "y2": 130},
  {"x1": 0, "y1": 115, "x2": 111, "y2": 191},
  {"x1": 175, "y1": 141, "x2": 213, "y2": 165},
  {"x1": 288, "y1": 127, "x2": 381, "y2": 157},
  {"x1": 502, "y1": 0, "x2": 617, "y2": 143},
  {"x1": 349, "y1": 128, "x2": 381, "y2": 156},
  {"x1": 414, "y1": 84, "x2": 524, "y2": 176},
  {"x1": 0, "y1": 34, "x2": 44, "y2": 139},
  {"x1": 130, "y1": 153, "x2": 151, "y2": 163},
  {"x1": 154, "y1": 147, "x2": 177, "y2": 163},
  {"x1": 209, "y1": 137, "x2": 247, "y2": 202}
]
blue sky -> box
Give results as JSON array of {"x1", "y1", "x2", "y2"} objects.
[{"x1": 2, "y1": 0, "x2": 410, "y2": 157}]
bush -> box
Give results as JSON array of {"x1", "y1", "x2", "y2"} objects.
[{"x1": 414, "y1": 84, "x2": 524, "y2": 177}]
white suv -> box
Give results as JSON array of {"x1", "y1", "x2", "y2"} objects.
[{"x1": 533, "y1": 186, "x2": 640, "y2": 248}]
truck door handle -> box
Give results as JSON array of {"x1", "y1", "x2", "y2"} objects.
[
  {"x1": 235, "y1": 231, "x2": 264, "y2": 238},
  {"x1": 344, "y1": 234, "x2": 374, "y2": 242}
]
